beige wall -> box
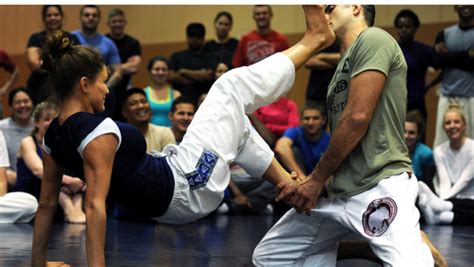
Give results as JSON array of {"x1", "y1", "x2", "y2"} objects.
[{"x1": 0, "y1": 5, "x2": 459, "y2": 54}]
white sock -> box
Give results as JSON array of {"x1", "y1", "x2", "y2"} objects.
[
  {"x1": 418, "y1": 181, "x2": 451, "y2": 213},
  {"x1": 439, "y1": 211, "x2": 454, "y2": 224},
  {"x1": 418, "y1": 193, "x2": 428, "y2": 207},
  {"x1": 420, "y1": 203, "x2": 439, "y2": 225}
]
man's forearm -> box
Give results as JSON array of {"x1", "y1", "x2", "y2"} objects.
[{"x1": 311, "y1": 113, "x2": 369, "y2": 183}]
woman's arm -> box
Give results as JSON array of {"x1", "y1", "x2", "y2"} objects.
[
  {"x1": 31, "y1": 152, "x2": 64, "y2": 267},
  {"x1": 433, "y1": 151, "x2": 454, "y2": 198},
  {"x1": 19, "y1": 136, "x2": 44, "y2": 178},
  {"x1": 438, "y1": 157, "x2": 474, "y2": 200},
  {"x1": 83, "y1": 134, "x2": 118, "y2": 267}
]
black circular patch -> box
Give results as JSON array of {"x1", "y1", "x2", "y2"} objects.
[{"x1": 362, "y1": 197, "x2": 397, "y2": 237}]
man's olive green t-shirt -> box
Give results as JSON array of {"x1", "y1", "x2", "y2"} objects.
[{"x1": 326, "y1": 27, "x2": 412, "y2": 197}]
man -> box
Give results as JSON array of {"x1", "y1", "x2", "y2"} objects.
[
  {"x1": 0, "y1": 129, "x2": 38, "y2": 223},
  {"x1": 232, "y1": 5, "x2": 289, "y2": 67},
  {"x1": 73, "y1": 5, "x2": 122, "y2": 117},
  {"x1": 106, "y1": 8, "x2": 142, "y2": 121},
  {"x1": 432, "y1": 5, "x2": 474, "y2": 147},
  {"x1": 275, "y1": 103, "x2": 330, "y2": 177},
  {"x1": 0, "y1": 49, "x2": 19, "y2": 118},
  {"x1": 394, "y1": 9, "x2": 436, "y2": 119},
  {"x1": 168, "y1": 23, "x2": 217, "y2": 100},
  {"x1": 168, "y1": 96, "x2": 196, "y2": 144},
  {"x1": 254, "y1": 5, "x2": 434, "y2": 266},
  {"x1": 122, "y1": 88, "x2": 175, "y2": 153}
]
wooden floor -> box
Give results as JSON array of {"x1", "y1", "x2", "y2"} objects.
[{"x1": 1, "y1": 212, "x2": 472, "y2": 267}]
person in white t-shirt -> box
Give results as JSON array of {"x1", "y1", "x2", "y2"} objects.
[{"x1": 418, "y1": 104, "x2": 474, "y2": 225}]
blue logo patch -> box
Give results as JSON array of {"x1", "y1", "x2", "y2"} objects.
[{"x1": 186, "y1": 150, "x2": 219, "y2": 190}]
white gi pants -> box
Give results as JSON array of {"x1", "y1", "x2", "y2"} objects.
[
  {"x1": 253, "y1": 173, "x2": 434, "y2": 267},
  {"x1": 155, "y1": 53, "x2": 295, "y2": 224},
  {"x1": 0, "y1": 192, "x2": 38, "y2": 223}
]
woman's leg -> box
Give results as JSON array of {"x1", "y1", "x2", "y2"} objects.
[{"x1": 159, "y1": 6, "x2": 335, "y2": 224}]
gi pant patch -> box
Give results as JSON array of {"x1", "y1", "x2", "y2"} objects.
[
  {"x1": 362, "y1": 197, "x2": 397, "y2": 237},
  {"x1": 185, "y1": 149, "x2": 219, "y2": 190}
]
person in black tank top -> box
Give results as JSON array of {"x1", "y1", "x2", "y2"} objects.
[{"x1": 16, "y1": 102, "x2": 87, "y2": 223}]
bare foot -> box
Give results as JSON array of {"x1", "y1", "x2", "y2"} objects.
[
  {"x1": 47, "y1": 261, "x2": 71, "y2": 267},
  {"x1": 421, "y1": 231, "x2": 448, "y2": 267},
  {"x1": 64, "y1": 211, "x2": 86, "y2": 224},
  {"x1": 302, "y1": 5, "x2": 336, "y2": 51}
]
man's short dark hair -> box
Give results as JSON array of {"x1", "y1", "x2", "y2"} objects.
[
  {"x1": 122, "y1": 87, "x2": 147, "y2": 109},
  {"x1": 186, "y1": 23, "x2": 205, "y2": 38},
  {"x1": 406, "y1": 110, "x2": 426, "y2": 138},
  {"x1": 108, "y1": 8, "x2": 125, "y2": 21},
  {"x1": 8, "y1": 87, "x2": 33, "y2": 106},
  {"x1": 362, "y1": 5, "x2": 376, "y2": 27},
  {"x1": 170, "y1": 96, "x2": 196, "y2": 113},
  {"x1": 301, "y1": 102, "x2": 326, "y2": 118},
  {"x1": 254, "y1": 5, "x2": 273, "y2": 15},
  {"x1": 394, "y1": 9, "x2": 420, "y2": 28},
  {"x1": 80, "y1": 5, "x2": 101, "y2": 17}
]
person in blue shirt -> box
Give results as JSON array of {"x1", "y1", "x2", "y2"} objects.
[
  {"x1": 404, "y1": 110, "x2": 436, "y2": 189},
  {"x1": 275, "y1": 102, "x2": 330, "y2": 177},
  {"x1": 31, "y1": 6, "x2": 336, "y2": 266},
  {"x1": 72, "y1": 5, "x2": 123, "y2": 118}
]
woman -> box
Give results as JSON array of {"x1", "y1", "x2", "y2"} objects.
[
  {"x1": 0, "y1": 88, "x2": 35, "y2": 187},
  {"x1": 26, "y1": 5, "x2": 80, "y2": 104},
  {"x1": 31, "y1": 6, "x2": 335, "y2": 266},
  {"x1": 203, "y1": 11, "x2": 239, "y2": 68},
  {"x1": 16, "y1": 102, "x2": 86, "y2": 223},
  {"x1": 144, "y1": 56, "x2": 181, "y2": 127},
  {"x1": 418, "y1": 104, "x2": 474, "y2": 225}
]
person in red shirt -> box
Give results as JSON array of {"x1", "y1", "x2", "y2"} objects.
[
  {"x1": 0, "y1": 49, "x2": 20, "y2": 117},
  {"x1": 253, "y1": 96, "x2": 300, "y2": 141},
  {"x1": 232, "y1": 5, "x2": 289, "y2": 67}
]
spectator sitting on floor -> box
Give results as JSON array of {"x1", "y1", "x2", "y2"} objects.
[
  {"x1": 16, "y1": 102, "x2": 87, "y2": 224},
  {"x1": 418, "y1": 104, "x2": 474, "y2": 225},
  {"x1": 253, "y1": 95, "x2": 300, "y2": 141},
  {"x1": 404, "y1": 110, "x2": 436, "y2": 189},
  {"x1": 168, "y1": 96, "x2": 196, "y2": 144},
  {"x1": 0, "y1": 88, "x2": 35, "y2": 189},
  {"x1": 144, "y1": 56, "x2": 181, "y2": 127},
  {"x1": 275, "y1": 102, "x2": 330, "y2": 177},
  {"x1": 122, "y1": 88, "x2": 176, "y2": 153}
]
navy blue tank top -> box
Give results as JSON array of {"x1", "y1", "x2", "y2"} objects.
[
  {"x1": 15, "y1": 135, "x2": 42, "y2": 200},
  {"x1": 44, "y1": 112, "x2": 174, "y2": 217}
]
